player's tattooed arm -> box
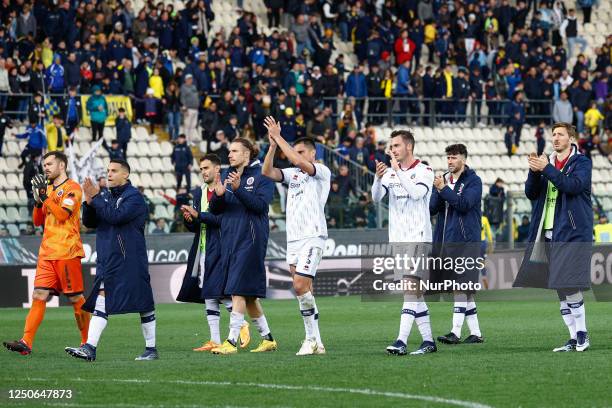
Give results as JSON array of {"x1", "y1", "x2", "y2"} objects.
[
  {"x1": 264, "y1": 115, "x2": 316, "y2": 176},
  {"x1": 261, "y1": 129, "x2": 283, "y2": 182}
]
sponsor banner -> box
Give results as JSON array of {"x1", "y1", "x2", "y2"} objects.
[
  {"x1": 1, "y1": 233, "x2": 612, "y2": 307},
  {"x1": 80, "y1": 95, "x2": 133, "y2": 127}
]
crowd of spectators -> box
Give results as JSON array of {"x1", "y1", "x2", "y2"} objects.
[{"x1": 0, "y1": 0, "x2": 610, "y2": 234}]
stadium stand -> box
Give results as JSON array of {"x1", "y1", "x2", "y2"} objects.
[{"x1": 0, "y1": 0, "x2": 609, "y2": 239}]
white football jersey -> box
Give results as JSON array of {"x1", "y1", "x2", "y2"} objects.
[
  {"x1": 372, "y1": 160, "x2": 434, "y2": 243},
  {"x1": 281, "y1": 163, "x2": 331, "y2": 242}
]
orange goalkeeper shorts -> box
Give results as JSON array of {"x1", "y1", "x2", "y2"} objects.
[{"x1": 34, "y1": 258, "x2": 84, "y2": 296}]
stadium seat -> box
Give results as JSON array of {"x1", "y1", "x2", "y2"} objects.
[
  {"x1": 150, "y1": 157, "x2": 164, "y2": 172},
  {"x1": 149, "y1": 143, "x2": 162, "y2": 156},
  {"x1": 6, "y1": 157, "x2": 19, "y2": 170},
  {"x1": 140, "y1": 173, "x2": 153, "y2": 188},
  {"x1": 6, "y1": 174, "x2": 20, "y2": 189},
  {"x1": 18, "y1": 207, "x2": 28, "y2": 222},
  {"x1": 5, "y1": 190, "x2": 19, "y2": 204},
  {"x1": 130, "y1": 173, "x2": 142, "y2": 187},
  {"x1": 160, "y1": 141, "x2": 173, "y2": 156},
  {"x1": 140, "y1": 157, "x2": 152, "y2": 171},
  {"x1": 7, "y1": 223, "x2": 19, "y2": 236},
  {"x1": 6, "y1": 207, "x2": 19, "y2": 222},
  {"x1": 163, "y1": 173, "x2": 176, "y2": 189}
]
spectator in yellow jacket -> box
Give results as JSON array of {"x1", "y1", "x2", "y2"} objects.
[
  {"x1": 584, "y1": 102, "x2": 604, "y2": 136},
  {"x1": 149, "y1": 68, "x2": 165, "y2": 99},
  {"x1": 45, "y1": 115, "x2": 69, "y2": 152}
]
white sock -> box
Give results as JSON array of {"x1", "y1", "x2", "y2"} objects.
[
  {"x1": 253, "y1": 315, "x2": 272, "y2": 339},
  {"x1": 415, "y1": 297, "x2": 433, "y2": 342},
  {"x1": 566, "y1": 292, "x2": 586, "y2": 333},
  {"x1": 228, "y1": 311, "x2": 244, "y2": 344},
  {"x1": 221, "y1": 298, "x2": 233, "y2": 313},
  {"x1": 140, "y1": 311, "x2": 156, "y2": 348},
  {"x1": 559, "y1": 300, "x2": 576, "y2": 340},
  {"x1": 465, "y1": 300, "x2": 481, "y2": 337},
  {"x1": 87, "y1": 295, "x2": 108, "y2": 348},
  {"x1": 205, "y1": 299, "x2": 221, "y2": 344},
  {"x1": 397, "y1": 300, "x2": 417, "y2": 344},
  {"x1": 313, "y1": 302, "x2": 322, "y2": 345},
  {"x1": 452, "y1": 299, "x2": 467, "y2": 338},
  {"x1": 297, "y1": 292, "x2": 316, "y2": 340}
]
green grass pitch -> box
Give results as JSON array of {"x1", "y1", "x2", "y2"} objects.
[{"x1": 1, "y1": 296, "x2": 610, "y2": 408}]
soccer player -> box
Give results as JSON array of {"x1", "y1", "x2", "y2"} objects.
[
  {"x1": 208, "y1": 138, "x2": 277, "y2": 355},
  {"x1": 262, "y1": 116, "x2": 330, "y2": 355},
  {"x1": 177, "y1": 154, "x2": 250, "y2": 352},
  {"x1": 65, "y1": 159, "x2": 158, "y2": 361},
  {"x1": 431, "y1": 144, "x2": 484, "y2": 345},
  {"x1": 372, "y1": 130, "x2": 437, "y2": 356},
  {"x1": 514, "y1": 122, "x2": 593, "y2": 352},
  {"x1": 4, "y1": 151, "x2": 90, "y2": 356}
]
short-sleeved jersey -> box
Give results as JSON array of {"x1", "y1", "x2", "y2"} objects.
[
  {"x1": 281, "y1": 163, "x2": 331, "y2": 242},
  {"x1": 379, "y1": 160, "x2": 434, "y2": 243},
  {"x1": 35, "y1": 178, "x2": 85, "y2": 260}
]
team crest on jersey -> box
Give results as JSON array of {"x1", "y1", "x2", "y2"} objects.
[
  {"x1": 246, "y1": 177, "x2": 255, "y2": 185},
  {"x1": 410, "y1": 174, "x2": 416, "y2": 179},
  {"x1": 292, "y1": 174, "x2": 299, "y2": 180},
  {"x1": 57, "y1": 190, "x2": 64, "y2": 197},
  {"x1": 390, "y1": 173, "x2": 396, "y2": 178}
]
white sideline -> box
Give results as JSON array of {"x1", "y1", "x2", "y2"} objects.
[{"x1": 23, "y1": 377, "x2": 493, "y2": 408}]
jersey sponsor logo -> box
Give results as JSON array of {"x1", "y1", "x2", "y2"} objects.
[
  {"x1": 63, "y1": 198, "x2": 74, "y2": 206},
  {"x1": 246, "y1": 176, "x2": 255, "y2": 185}
]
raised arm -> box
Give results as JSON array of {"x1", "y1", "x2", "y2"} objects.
[
  {"x1": 264, "y1": 116, "x2": 316, "y2": 176},
  {"x1": 261, "y1": 138, "x2": 283, "y2": 182}
]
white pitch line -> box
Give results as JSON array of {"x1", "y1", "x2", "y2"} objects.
[{"x1": 23, "y1": 377, "x2": 494, "y2": 408}]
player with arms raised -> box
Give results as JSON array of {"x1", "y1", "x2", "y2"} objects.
[
  {"x1": 262, "y1": 116, "x2": 330, "y2": 355},
  {"x1": 4, "y1": 151, "x2": 89, "y2": 356},
  {"x1": 372, "y1": 130, "x2": 437, "y2": 356}
]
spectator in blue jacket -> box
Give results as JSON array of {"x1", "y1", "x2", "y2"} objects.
[
  {"x1": 349, "y1": 136, "x2": 371, "y2": 170},
  {"x1": 395, "y1": 59, "x2": 412, "y2": 124},
  {"x1": 172, "y1": 134, "x2": 194, "y2": 191},
  {"x1": 17, "y1": 120, "x2": 47, "y2": 169},
  {"x1": 345, "y1": 65, "x2": 368, "y2": 126},
  {"x1": 430, "y1": 143, "x2": 484, "y2": 344},
  {"x1": 115, "y1": 108, "x2": 131, "y2": 157},
  {"x1": 46, "y1": 54, "x2": 65, "y2": 94},
  {"x1": 63, "y1": 52, "x2": 81, "y2": 90}
]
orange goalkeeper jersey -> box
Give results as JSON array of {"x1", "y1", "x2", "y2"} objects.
[{"x1": 33, "y1": 178, "x2": 85, "y2": 260}]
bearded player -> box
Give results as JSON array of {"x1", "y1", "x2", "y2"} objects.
[{"x1": 4, "y1": 151, "x2": 90, "y2": 355}]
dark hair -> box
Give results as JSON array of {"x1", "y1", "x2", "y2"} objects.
[
  {"x1": 232, "y1": 137, "x2": 259, "y2": 160},
  {"x1": 110, "y1": 159, "x2": 131, "y2": 173},
  {"x1": 43, "y1": 151, "x2": 68, "y2": 168},
  {"x1": 390, "y1": 129, "x2": 415, "y2": 151},
  {"x1": 118, "y1": 107, "x2": 125, "y2": 112},
  {"x1": 200, "y1": 153, "x2": 221, "y2": 166},
  {"x1": 445, "y1": 144, "x2": 468, "y2": 157},
  {"x1": 293, "y1": 137, "x2": 316, "y2": 150},
  {"x1": 552, "y1": 122, "x2": 577, "y2": 140}
]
